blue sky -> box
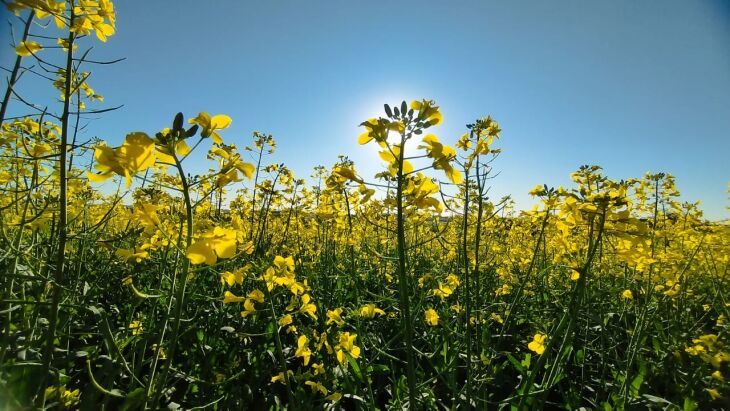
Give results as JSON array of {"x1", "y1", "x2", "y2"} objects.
[{"x1": 2, "y1": 1, "x2": 729, "y2": 219}]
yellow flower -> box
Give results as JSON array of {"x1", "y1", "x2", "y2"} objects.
[
  {"x1": 223, "y1": 291, "x2": 245, "y2": 304},
  {"x1": 115, "y1": 247, "x2": 149, "y2": 263},
  {"x1": 240, "y1": 299, "x2": 256, "y2": 318},
  {"x1": 131, "y1": 203, "x2": 162, "y2": 230},
  {"x1": 325, "y1": 392, "x2": 342, "y2": 402},
  {"x1": 418, "y1": 134, "x2": 462, "y2": 184},
  {"x1": 359, "y1": 304, "x2": 385, "y2": 319},
  {"x1": 278, "y1": 314, "x2": 293, "y2": 327},
  {"x1": 271, "y1": 370, "x2": 293, "y2": 384},
  {"x1": 44, "y1": 385, "x2": 81, "y2": 408},
  {"x1": 621, "y1": 289, "x2": 633, "y2": 300},
  {"x1": 326, "y1": 307, "x2": 345, "y2": 326},
  {"x1": 305, "y1": 380, "x2": 328, "y2": 395},
  {"x1": 152, "y1": 344, "x2": 167, "y2": 360},
  {"x1": 128, "y1": 320, "x2": 143, "y2": 336},
  {"x1": 87, "y1": 132, "x2": 157, "y2": 187},
  {"x1": 15, "y1": 41, "x2": 43, "y2": 57},
  {"x1": 358, "y1": 117, "x2": 398, "y2": 146},
  {"x1": 248, "y1": 289, "x2": 265, "y2": 303},
  {"x1": 411, "y1": 99, "x2": 443, "y2": 125},
  {"x1": 333, "y1": 166, "x2": 363, "y2": 184},
  {"x1": 26, "y1": 142, "x2": 52, "y2": 158},
  {"x1": 273, "y1": 255, "x2": 295, "y2": 272},
  {"x1": 496, "y1": 283, "x2": 512, "y2": 296},
  {"x1": 335, "y1": 332, "x2": 361, "y2": 365},
  {"x1": 311, "y1": 363, "x2": 325, "y2": 375},
  {"x1": 220, "y1": 268, "x2": 245, "y2": 287},
  {"x1": 186, "y1": 227, "x2": 238, "y2": 265},
  {"x1": 378, "y1": 145, "x2": 413, "y2": 176},
  {"x1": 529, "y1": 184, "x2": 546, "y2": 196},
  {"x1": 432, "y1": 282, "x2": 454, "y2": 299},
  {"x1": 316, "y1": 331, "x2": 334, "y2": 354},
  {"x1": 445, "y1": 274, "x2": 460, "y2": 288},
  {"x1": 289, "y1": 281, "x2": 306, "y2": 296},
  {"x1": 299, "y1": 294, "x2": 318, "y2": 320},
  {"x1": 685, "y1": 344, "x2": 705, "y2": 356},
  {"x1": 528, "y1": 333, "x2": 547, "y2": 355},
  {"x1": 189, "y1": 112, "x2": 232, "y2": 144},
  {"x1": 706, "y1": 388, "x2": 721, "y2": 400},
  {"x1": 403, "y1": 172, "x2": 442, "y2": 211},
  {"x1": 424, "y1": 308, "x2": 439, "y2": 326},
  {"x1": 296, "y1": 335, "x2": 312, "y2": 366}
]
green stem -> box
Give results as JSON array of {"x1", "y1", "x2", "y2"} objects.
[
  {"x1": 395, "y1": 134, "x2": 418, "y2": 409},
  {"x1": 264, "y1": 286, "x2": 296, "y2": 409},
  {"x1": 0, "y1": 10, "x2": 34, "y2": 126},
  {"x1": 461, "y1": 161, "x2": 472, "y2": 408},
  {"x1": 37, "y1": 10, "x2": 74, "y2": 402},
  {"x1": 152, "y1": 149, "x2": 194, "y2": 406}
]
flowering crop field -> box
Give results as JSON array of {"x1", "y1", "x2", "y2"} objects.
[{"x1": 1, "y1": 1, "x2": 729, "y2": 410}]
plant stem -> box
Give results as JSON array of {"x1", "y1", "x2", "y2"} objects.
[
  {"x1": 395, "y1": 133, "x2": 418, "y2": 409},
  {"x1": 36, "y1": 10, "x2": 74, "y2": 403},
  {"x1": 0, "y1": 10, "x2": 34, "y2": 127},
  {"x1": 152, "y1": 150, "x2": 194, "y2": 406}
]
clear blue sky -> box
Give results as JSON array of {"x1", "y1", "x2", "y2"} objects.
[{"x1": 3, "y1": 1, "x2": 729, "y2": 219}]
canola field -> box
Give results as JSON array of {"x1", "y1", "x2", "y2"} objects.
[{"x1": 1, "y1": 1, "x2": 729, "y2": 410}]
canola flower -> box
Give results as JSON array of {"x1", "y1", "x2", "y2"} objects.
[
  {"x1": 189, "y1": 112, "x2": 232, "y2": 145},
  {"x1": 296, "y1": 335, "x2": 312, "y2": 366},
  {"x1": 15, "y1": 40, "x2": 43, "y2": 56},
  {"x1": 326, "y1": 307, "x2": 346, "y2": 326},
  {"x1": 44, "y1": 385, "x2": 80, "y2": 408},
  {"x1": 528, "y1": 333, "x2": 547, "y2": 355},
  {"x1": 128, "y1": 320, "x2": 143, "y2": 336},
  {"x1": 87, "y1": 132, "x2": 157, "y2": 187},
  {"x1": 186, "y1": 227, "x2": 238, "y2": 265},
  {"x1": 359, "y1": 304, "x2": 386, "y2": 319},
  {"x1": 425, "y1": 308, "x2": 439, "y2": 326},
  {"x1": 335, "y1": 332, "x2": 361, "y2": 366}
]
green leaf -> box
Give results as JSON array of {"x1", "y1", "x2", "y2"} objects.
[
  {"x1": 120, "y1": 388, "x2": 146, "y2": 411},
  {"x1": 345, "y1": 352, "x2": 364, "y2": 382},
  {"x1": 683, "y1": 397, "x2": 698, "y2": 411},
  {"x1": 507, "y1": 353, "x2": 525, "y2": 373},
  {"x1": 521, "y1": 353, "x2": 531, "y2": 369},
  {"x1": 642, "y1": 394, "x2": 673, "y2": 405},
  {"x1": 629, "y1": 361, "x2": 647, "y2": 398}
]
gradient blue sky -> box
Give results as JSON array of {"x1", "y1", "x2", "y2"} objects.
[{"x1": 3, "y1": 1, "x2": 729, "y2": 219}]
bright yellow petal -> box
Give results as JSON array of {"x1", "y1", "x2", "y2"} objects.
[
  {"x1": 211, "y1": 132, "x2": 223, "y2": 145},
  {"x1": 358, "y1": 132, "x2": 374, "y2": 145},
  {"x1": 86, "y1": 171, "x2": 113, "y2": 183},
  {"x1": 175, "y1": 140, "x2": 191, "y2": 156},
  {"x1": 211, "y1": 115, "x2": 232, "y2": 130},
  {"x1": 446, "y1": 167, "x2": 463, "y2": 185},
  {"x1": 186, "y1": 240, "x2": 216, "y2": 265},
  {"x1": 236, "y1": 162, "x2": 255, "y2": 179}
]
